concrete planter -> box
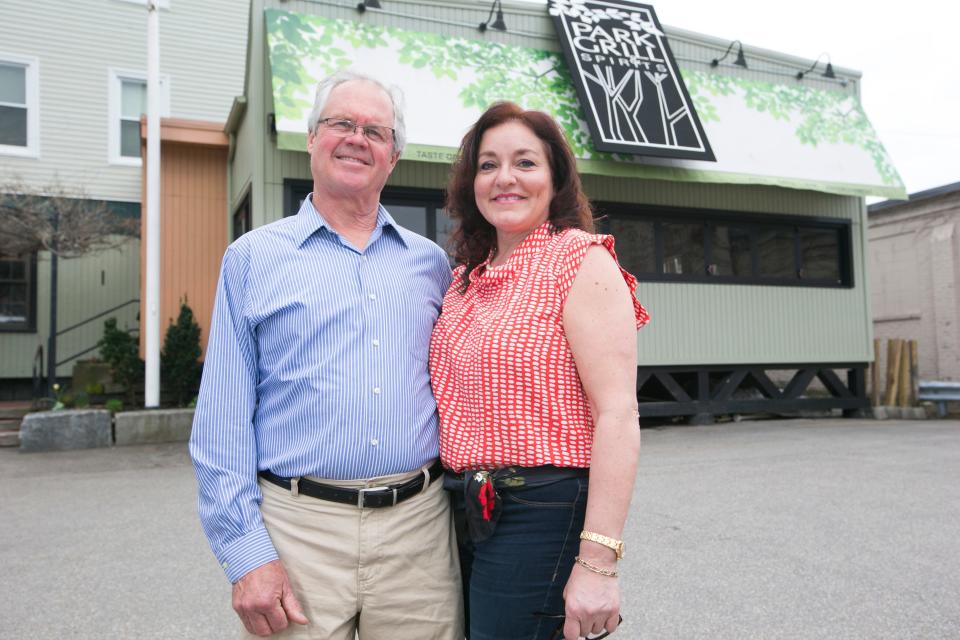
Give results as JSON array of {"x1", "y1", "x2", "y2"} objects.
[
  {"x1": 114, "y1": 408, "x2": 195, "y2": 446},
  {"x1": 20, "y1": 409, "x2": 112, "y2": 453}
]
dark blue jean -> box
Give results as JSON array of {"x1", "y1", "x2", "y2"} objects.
[{"x1": 449, "y1": 474, "x2": 589, "y2": 640}]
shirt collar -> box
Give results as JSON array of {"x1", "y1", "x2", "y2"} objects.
[{"x1": 292, "y1": 194, "x2": 407, "y2": 249}]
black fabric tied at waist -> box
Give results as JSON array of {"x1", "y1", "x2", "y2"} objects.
[
  {"x1": 443, "y1": 465, "x2": 589, "y2": 543},
  {"x1": 259, "y1": 460, "x2": 443, "y2": 508}
]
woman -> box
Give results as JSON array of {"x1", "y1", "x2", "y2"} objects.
[{"x1": 429, "y1": 101, "x2": 649, "y2": 640}]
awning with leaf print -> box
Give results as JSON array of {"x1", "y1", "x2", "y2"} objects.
[{"x1": 265, "y1": 9, "x2": 906, "y2": 199}]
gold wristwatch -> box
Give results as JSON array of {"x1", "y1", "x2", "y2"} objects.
[{"x1": 580, "y1": 530, "x2": 624, "y2": 560}]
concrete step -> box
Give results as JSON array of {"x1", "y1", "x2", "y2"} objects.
[
  {"x1": 0, "y1": 429, "x2": 20, "y2": 448},
  {"x1": 0, "y1": 417, "x2": 23, "y2": 430},
  {"x1": 0, "y1": 402, "x2": 32, "y2": 420}
]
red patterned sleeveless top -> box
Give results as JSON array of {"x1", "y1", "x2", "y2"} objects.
[{"x1": 428, "y1": 222, "x2": 650, "y2": 472}]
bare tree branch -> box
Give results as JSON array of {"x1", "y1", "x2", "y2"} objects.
[{"x1": 0, "y1": 176, "x2": 138, "y2": 259}]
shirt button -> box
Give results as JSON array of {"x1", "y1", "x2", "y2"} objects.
[
  {"x1": 368, "y1": 293, "x2": 377, "y2": 300},
  {"x1": 372, "y1": 339, "x2": 380, "y2": 347},
  {"x1": 373, "y1": 387, "x2": 381, "y2": 395},
  {"x1": 370, "y1": 438, "x2": 379, "y2": 446}
]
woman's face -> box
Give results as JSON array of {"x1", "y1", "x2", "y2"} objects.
[{"x1": 473, "y1": 120, "x2": 554, "y2": 238}]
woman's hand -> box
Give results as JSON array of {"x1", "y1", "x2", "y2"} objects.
[{"x1": 562, "y1": 562, "x2": 621, "y2": 639}]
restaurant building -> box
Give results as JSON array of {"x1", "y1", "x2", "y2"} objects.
[
  {"x1": 211, "y1": 0, "x2": 903, "y2": 421},
  {"x1": 2, "y1": 0, "x2": 906, "y2": 421}
]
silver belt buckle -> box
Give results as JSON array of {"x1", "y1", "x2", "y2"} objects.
[{"x1": 357, "y1": 485, "x2": 397, "y2": 508}]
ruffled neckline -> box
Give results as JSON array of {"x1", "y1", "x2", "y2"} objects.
[{"x1": 469, "y1": 221, "x2": 556, "y2": 285}]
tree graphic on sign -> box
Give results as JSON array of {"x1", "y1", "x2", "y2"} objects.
[
  {"x1": 548, "y1": 0, "x2": 700, "y2": 151},
  {"x1": 549, "y1": 0, "x2": 690, "y2": 146}
]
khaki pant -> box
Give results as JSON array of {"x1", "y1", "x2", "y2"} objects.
[{"x1": 245, "y1": 466, "x2": 463, "y2": 640}]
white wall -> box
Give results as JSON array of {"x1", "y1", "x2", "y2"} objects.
[
  {"x1": 0, "y1": 0, "x2": 247, "y2": 202},
  {"x1": 869, "y1": 193, "x2": 960, "y2": 381}
]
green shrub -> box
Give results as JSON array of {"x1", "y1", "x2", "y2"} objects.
[
  {"x1": 99, "y1": 317, "x2": 143, "y2": 405},
  {"x1": 85, "y1": 382, "x2": 105, "y2": 395},
  {"x1": 73, "y1": 392, "x2": 90, "y2": 408},
  {"x1": 105, "y1": 398, "x2": 124, "y2": 413},
  {"x1": 162, "y1": 300, "x2": 203, "y2": 407}
]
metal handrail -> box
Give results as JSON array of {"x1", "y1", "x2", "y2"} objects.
[
  {"x1": 56, "y1": 327, "x2": 139, "y2": 368},
  {"x1": 56, "y1": 298, "x2": 140, "y2": 338}
]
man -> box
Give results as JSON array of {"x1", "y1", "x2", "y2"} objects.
[{"x1": 190, "y1": 71, "x2": 461, "y2": 639}]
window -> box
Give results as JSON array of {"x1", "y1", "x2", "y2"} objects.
[
  {"x1": 108, "y1": 69, "x2": 169, "y2": 165},
  {"x1": 119, "y1": 79, "x2": 146, "y2": 159},
  {"x1": 799, "y1": 227, "x2": 841, "y2": 281},
  {"x1": 711, "y1": 225, "x2": 752, "y2": 277},
  {"x1": 0, "y1": 253, "x2": 37, "y2": 332},
  {"x1": 0, "y1": 54, "x2": 39, "y2": 157},
  {"x1": 607, "y1": 218, "x2": 655, "y2": 276},
  {"x1": 233, "y1": 190, "x2": 251, "y2": 240},
  {"x1": 661, "y1": 222, "x2": 704, "y2": 275},
  {"x1": 598, "y1": 203, "x2": 853, "y2": 288},
  {"x1": 283, "y1": 181, "x2": 453, "y2": 255},
  {"x1": 757, "y1": 226, "x2": 796, "y2": 279}
]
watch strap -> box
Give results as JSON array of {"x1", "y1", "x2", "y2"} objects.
[{"x1": 580, "y1": 530, "x2": 624, "y2": 560}]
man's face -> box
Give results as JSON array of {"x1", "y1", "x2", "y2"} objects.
[{"x1": 308, "y1": 80, "x2": 400, "y2": 202}]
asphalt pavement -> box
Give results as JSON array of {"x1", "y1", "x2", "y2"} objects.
[{"x1": 1, "y1": 418, "x2": 958, "y2": 639}]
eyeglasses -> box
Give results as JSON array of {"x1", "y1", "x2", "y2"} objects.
[
  {"x1": 317, "y1": 117, "x2": 395, "y2": 145},
  {"x1": 534, "y1": 613, "x2": 624, "y2": 640}
]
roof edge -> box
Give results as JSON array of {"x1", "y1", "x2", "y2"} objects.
[{"x1": 868, "y1": 181, "x2": 960, "y2": 213}]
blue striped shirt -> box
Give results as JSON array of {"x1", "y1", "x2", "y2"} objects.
[{"x1": 189, "y1": 196, "x2": 452, "y2": 582}]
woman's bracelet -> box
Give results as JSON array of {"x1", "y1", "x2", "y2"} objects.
[{"x1": 574, "y1": 555, "x2": 619, "y2": 577}]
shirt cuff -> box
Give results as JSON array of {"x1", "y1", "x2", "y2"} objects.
[{"x1": 217, "y1": 526, "x2": 279, "y2": 584}]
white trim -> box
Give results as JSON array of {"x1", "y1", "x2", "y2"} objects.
[
  {"x1": 107, "y1": 68, "x2": 170, "y2": 166},
  {"x1": 0, "y1": 52, "x2": 40, "y2": 159}
]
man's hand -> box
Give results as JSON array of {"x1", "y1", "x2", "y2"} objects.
[{"x1": 232, "y1": 560, "x2": 309, "y2": 636}]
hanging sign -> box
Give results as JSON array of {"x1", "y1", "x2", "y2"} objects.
[{"x1": 548, "y1": 0, "x2": 715, "y2": 161}]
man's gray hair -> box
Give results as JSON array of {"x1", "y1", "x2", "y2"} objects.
[{"x1": 307, "y1": 70, "x2": 407, "y2": 155}]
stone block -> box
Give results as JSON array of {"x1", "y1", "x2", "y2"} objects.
[
  {"x1": 114, "y1": 409, "x2": 195, "y2": 446},
  {"x1": 20, "y1": 410, "x2": 112, "y2": 453}
]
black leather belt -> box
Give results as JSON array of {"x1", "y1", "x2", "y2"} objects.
[{"x1": 259, "y1": 460, "x2": 444, "y2": 508}]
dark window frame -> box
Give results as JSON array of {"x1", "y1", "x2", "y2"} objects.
[
  {"x1": 232, "y1": 188, "x2": 252, "y2": 240},
  {"x1": 0, "y1": 252, "x2": 38, "y2": 333},
  {"x1": 282, "y1": 180, "x2": 449, "y2": 245},
  {"x1": 596, "y1": 203, "x2": 854, "y2": 288},
  {"x1": 283, "y1": 179, "x2": 312, "y2": 218},
  {"x1": 379, "y1": 186, "x2": 448, "y2": 244}
]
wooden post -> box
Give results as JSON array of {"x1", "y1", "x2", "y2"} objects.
[
  {"x1": 898, "y1": 341, "x2": 911, "y2": 407},
  {"x1": 909, "y1": 340, "x2": 919, "y2": 406},
  {"x1": 884, "y1": 339, "x2": 902, "y2": 407},
  {"x1": 871, "y1": 338, "x2": 881, "y2": 407}
]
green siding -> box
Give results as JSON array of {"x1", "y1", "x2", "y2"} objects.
[
  {"x1": 2, "y1": 238, "x2": 141, "y2": 379},
  {"x1": 234, "y1": 0, "x2": 873, "y2": 367}
]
